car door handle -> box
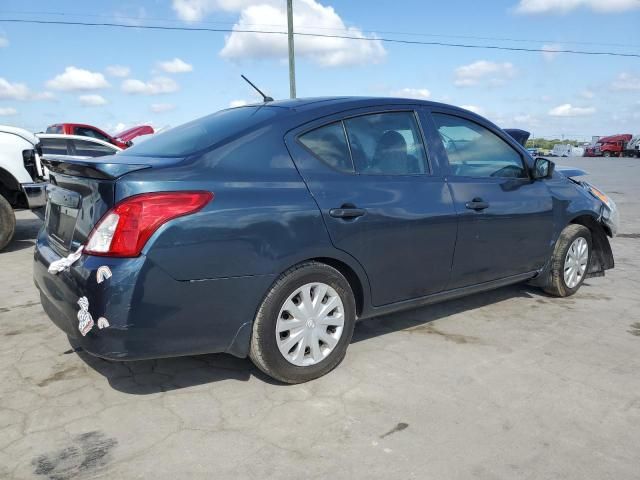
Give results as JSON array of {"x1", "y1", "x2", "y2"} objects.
[
  {"x1": 329, "y1": 207, "x2": 366, "y2": 219},
  {"x1": 465, "y1": 198, "x2": 490, "y2": 211}
]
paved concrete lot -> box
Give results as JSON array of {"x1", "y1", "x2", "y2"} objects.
[{"x1": 1, "y1": 157, "x2": 639, "y2": 479}]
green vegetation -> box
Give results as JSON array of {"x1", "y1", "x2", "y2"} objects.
[{"x1": 526, "y1": 138, "x2": 582, "y2": 150}]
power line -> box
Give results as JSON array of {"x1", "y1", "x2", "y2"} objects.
[
  {"x1": 3, "y1": 9, "x2": 640, "y2": 49},
  {"x1": 1, "y1": 18, "x2": 639, "y2": 58}
]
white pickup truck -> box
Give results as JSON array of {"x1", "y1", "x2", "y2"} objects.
[{"x1": 0, "y1": 125, "x2": 48, "y2": 250}]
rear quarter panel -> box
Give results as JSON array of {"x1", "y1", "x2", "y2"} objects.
[{"x1": 116, "y1": 124, "x2": 343, "y2": 281}]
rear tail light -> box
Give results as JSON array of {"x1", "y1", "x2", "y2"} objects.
[{"x1": 85, "y1": 191, "x2": 213, "y2": 257}]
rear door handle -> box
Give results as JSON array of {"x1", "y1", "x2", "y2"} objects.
[
  {"x1": 329, "y1": 207, "x2": 366, "y2": 219},
  {"x1": 465, "y1": 198, "x2": 490, "y2": 211}
]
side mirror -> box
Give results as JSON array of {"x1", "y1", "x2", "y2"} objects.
[{"x1": 532, "y1": 157, "x2": 554, "y2": 179}]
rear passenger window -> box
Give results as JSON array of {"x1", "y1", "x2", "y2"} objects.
[
  {"x1": 39, "y1": 138, "x2": 68, "y2": 156},
  {"x1": 298, "y1": 122, "x2": 353, "y2": 172},
  {"x1": 71, "y1": 140, "x2": 117, "y2": 157},
  {"x1": 432, "y1": 113, "x2": 527, "y2": 179},
  {"x1": 344, "y1": 112, "x2": 427, "y2": 175}
]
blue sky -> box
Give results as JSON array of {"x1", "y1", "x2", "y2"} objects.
[{"x1": 1, "y1": 0, "x2": 639, "y2": 139}]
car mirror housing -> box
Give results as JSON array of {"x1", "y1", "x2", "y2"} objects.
[{"x1": 533, "y1": 157, "x2": 554, "y2": 180}]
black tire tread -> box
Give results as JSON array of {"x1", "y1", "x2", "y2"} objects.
[
  {"x1": 0, "y1": 194, "x2": 16, "y2": 251},
  {"x1": 249, "y1": 261, "x2": 355, "y2": 384},
  {"x1": 544, "y1": 224, "x2": 591, "y2": 297}
]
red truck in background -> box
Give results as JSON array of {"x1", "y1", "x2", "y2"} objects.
[
  {"x1": 45, "y1": 123, "x2": 154, "y2": 149},
  {"x1": 584, "y1": 134, "x2": 632, "y2": 157}
]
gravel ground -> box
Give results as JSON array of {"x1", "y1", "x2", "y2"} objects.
[{"x1": 1, "y1": 156, "x2": 639, "y2": 479}]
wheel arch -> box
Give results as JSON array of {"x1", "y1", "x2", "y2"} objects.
[
  {"x1": 310, "y1": 256, "x2": 366, "y2": 317},
  {"x1": 225, "y1": 253, "x2": 371, "y2": 359},
  {"x1": 569, "y1": 213, "x2": 614, "y2": 275},
  {"x1": 0, "y1": 167, "x2": 25, "y2": 207}
]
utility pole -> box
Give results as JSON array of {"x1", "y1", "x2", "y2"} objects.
[{"x1": 287, "y1": 0, "x2": 296, "y2": 98}]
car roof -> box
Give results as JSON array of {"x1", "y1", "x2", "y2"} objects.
[
  {"x1": 0, "y1": 125, "x2": 38, "y2": 145},
  {"x1": 37, "y1": 133, "x2": 123, "y2": 151},
  {"x1": 49, "y1": 123, "x2": 113, "y2": 135},
  {"x1": 233, "y1": 96, "x2": 479, "y2": 117}
]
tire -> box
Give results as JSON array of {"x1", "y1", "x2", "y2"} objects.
[
  {"x1": 250, "y1": 261, "x2": 356, "y2": 384},
  {"x1": 544, "y1": 224, "x2": 592, "y2": 297},
  {"x1": 603, "y1": 151, "x2": 611, "y2": 157},
  {"x1": 0, "y1": 194, "x2": 16, "y2": 252}
]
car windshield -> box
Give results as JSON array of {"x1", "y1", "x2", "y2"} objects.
[{"x1": 121, "y1": 107, "x2": 280, "y2": 157}]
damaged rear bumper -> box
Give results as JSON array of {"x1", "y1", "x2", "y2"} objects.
[{"x1": 33, "y1": 230, "x2": 275, "y2": 360}]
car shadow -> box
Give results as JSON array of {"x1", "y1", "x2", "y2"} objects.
[
  {"x1": 2, "y1": 214, "x2": 42, "y2": 254},
  {"x1": 75, "y1": 349, "x2": 280, "y2": 394},
  {"x1": 352, "y1": 284, "x2": 539, "y2": 343},
  {"x1": 75, "y1": 283, "x2": 542, "y2": 394}
]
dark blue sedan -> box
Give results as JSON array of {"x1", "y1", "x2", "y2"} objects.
[{"x1": 34, "y1": 97, "x2": 617, "y2": 383}]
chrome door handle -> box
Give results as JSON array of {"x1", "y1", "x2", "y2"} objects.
[
  {"x1": 329, "y1": 207, "x2": 366, "y2": 219},
  {"x1": 465, "y1": 198, "x2": 489, "y2": 211}
]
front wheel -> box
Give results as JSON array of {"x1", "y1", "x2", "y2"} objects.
[
  {"x1": 0, "y1": 194, "x2": 16, "y2": 251},
  {"x1": 544, "y1": 224, "x2": 592, "y2": 297},
  {"x1": 250, "y1": 262, "x2": 356, "y2": 384}
]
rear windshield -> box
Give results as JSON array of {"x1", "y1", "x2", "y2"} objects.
[{"x1": 121, "y1": 107, "x2": 280, "y2": 157}]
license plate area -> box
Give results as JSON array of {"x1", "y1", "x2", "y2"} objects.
[{"x1": 45, "y1": 186, "x2": 82, "y2": 250}]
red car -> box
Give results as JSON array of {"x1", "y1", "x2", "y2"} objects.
[{"x1": 45, "y1": 123, "x2": 154, "y2": 149}]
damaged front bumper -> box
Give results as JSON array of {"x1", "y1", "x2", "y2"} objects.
[{"x1": 599, "y1": 198, "x2": 619, "y2": 238}]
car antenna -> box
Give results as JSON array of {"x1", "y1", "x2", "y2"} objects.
[{"x1": 240, "y1": 74, "x2": 274, "y2": 103}]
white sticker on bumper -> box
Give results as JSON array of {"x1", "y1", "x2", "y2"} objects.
[
  {"x1": 97, "y1": 317, "x2": 110, "y2": 329},
  {"x1": 96, "y1": 266, "x2": 112, "y2": 284},
  {"x1": 48, "y1": 246, "x2": 84, "y2": 275},
  {"x1": 77, "y1": 296, "x2": 94, "y2": 336}
]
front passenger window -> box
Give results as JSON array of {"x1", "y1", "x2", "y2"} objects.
[{"x1": 432, "y1": 114, "x2": 527, "y2": 179}]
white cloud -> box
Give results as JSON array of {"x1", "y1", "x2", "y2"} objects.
[
  {"x1": 0, "y1": 78, "x2": 31, "y2": 100},
  {"x1": 513, "y1": 114, "x2": 532, "y2": 123},
  {"x1": 390, "y1": 88, "x2": 431, "y2": 100},
  {"x1": 0, "y1": 37, "x2": 8, "y2": 48},
  {"x1": 229, "y1": 99, "x2": 249, "y2": 107},
  {"x1": 0, "y1": 107, "x2": 17, "y2": 116},
  {"x1": 150, "y1": 103, "x2": 176, "y2": 112},
  {"x1": 580, "y1": 89, "x2": 595, "y2": 99},
  {"x1": 122, "y1": 77, "x2": 179, "y2": 95},
  {"x1": 173, "y1": 0, "x2": 386, "y2": 67},
  {"x1": 79, "y1": 94, "x2": 108, "y2": 106},
  {"x1": 454, "y1": 61, "x2": 516, "y2": 87},
  {"x1": 515, "y1": 0, "x2": 640, "y2": 14},
  {"x1": 173, "y1": 0, "x2": 265, "y2": 21},
  {"x1": 33, "y1": 91, "x2": 56, "y2": 101},
  {"x1": 0, "y1": 79, "x2": 56, "y2": 102},
  {"x1": 106, "y1": 65, "x2": 131, "y2": 77},
  {"x1": 158, "y1": 58, "x2": 193, "y2": 73},
  {"x1": 611, "y1": 72, "x2": 640, "y2": 91},
  {"x1": 46, "y1": 66, "x2": 110, "y2": 91},
  {"x1": 542, "y1": 44, "x2": 561, "y2": 61},
  {"x1": 459, "y1": 104, "x2": 484, "y2": 115},
  {"x1": 548, "y1": 103, "x2": 596, "y2": 117}
]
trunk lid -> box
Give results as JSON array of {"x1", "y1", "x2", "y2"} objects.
[
  {"x1": 503, "y1": 128, "x2": 531, "y2": 147},
  {"x1": 41, "y1": 155, "x2": 152, "y2": 254}
]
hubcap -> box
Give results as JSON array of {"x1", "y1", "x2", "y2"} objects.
[
  {"x1": 564, "y1": 237, "x2": 589, "y2": 289},
  {"x1": 276, "y1": 282, "x2": 345, "y2": 367}
]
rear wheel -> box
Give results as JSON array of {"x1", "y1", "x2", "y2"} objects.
[
  {"x1": 250, "y1": 262, "x2": 356, "y2": 384},
  {"x1": 603, "y1": 151, "x2": 611, "y2": 157},
  {"x1": 0, "y1": 194, "x2": 16, "y2": 251},
  {"x1": 544, "y1": 224, "x2": 591, "y2": 297}
]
